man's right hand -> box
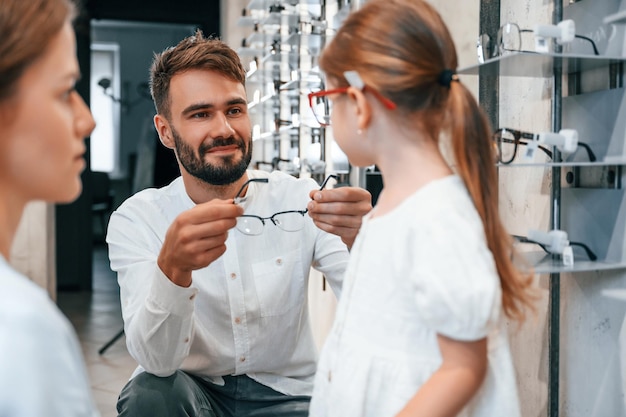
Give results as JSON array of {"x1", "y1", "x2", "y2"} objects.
[{"x1": 157, "y1": 199, "x2": 244, "y2": 287}]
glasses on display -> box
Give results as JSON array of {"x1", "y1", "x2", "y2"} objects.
[
  {"x1": 235, "y1": 174, "x2": 338, "y2": 235},
  {"x1": 477, "y1": 22, "x2": 599, "y2": 63},
  {"x1": 493, "y1": 128, "x2": 596, "y2": 165},
  {"x1": 307, "y1": 85, "x2": 396, "y2": 127},
  {"x1": 513, "y1": 234, "x2": 597, "y2": 261}
]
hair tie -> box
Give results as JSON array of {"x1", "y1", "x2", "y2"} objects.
[{"x1": 438, "y1": 69, "x2": 459, "y2": 88}]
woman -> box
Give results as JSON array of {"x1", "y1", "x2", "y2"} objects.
[{"x1": 0, "y1": 0, "x2": 98, "y2": 415}]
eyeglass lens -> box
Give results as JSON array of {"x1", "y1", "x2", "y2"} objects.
[
  {"x1": 235, "y1": 174, "x2": 338, "y2": 235},
  {"x1": 494, "y1": 130, "x2": 518, "y2": 164},
  {"x1": 237, "y1": 211, "x2": 307, "y2": 235},
  {"x1": 310, "y1": 95, "x2": 331, "y2": 126},
  {"x1": 498, "y1": 23, "x2": 522, "y2": 56}
]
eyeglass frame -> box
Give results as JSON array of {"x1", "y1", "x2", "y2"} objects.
[
  {"x1": 307, "y1": 85, "x2": 396, "y2": 127},
  {"x1": 234, "y1": 174, "x2": 339, "y2": 235},
  {"x1": 493, "y1": 128, "x2": 552, "y2": 164},
  {"x1": 512, "y1": 234, "x2": 597, "y2": 261},
  {"x1": 477, "y1": 22, "x2": 599, "y2": 63},
  {"x1": 493, "y1": 128, "x2": 596, "y2": 165}
]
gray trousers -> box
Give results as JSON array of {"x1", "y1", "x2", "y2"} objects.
[{"x1": 116, "y1": 371, "x2": 311, "y2": 417}]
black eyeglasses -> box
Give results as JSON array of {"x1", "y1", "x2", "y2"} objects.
[
  {"x1": 513, "y1": 234, "x2": 597, "y2": 261},
  {"x1": 478, "y1": 22, "x2": 599, "y2": 63},
  {"x1": 234, "y1": 174, "x2": 338, "y2": 236},
  {"x1": 493, "y1": 128, "x2": 596, "y2": 165}
]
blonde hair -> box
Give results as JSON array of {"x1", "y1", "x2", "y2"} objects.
[{"x1": 319, "y1": 0, "x2": 535, "y2": 321}]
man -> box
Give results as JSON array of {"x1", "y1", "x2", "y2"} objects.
[{"x1": 106, "y1": 30, "x2": 371, "y2": 417}]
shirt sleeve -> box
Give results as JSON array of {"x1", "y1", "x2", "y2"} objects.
[
  {"x1": 410, "y1": 209, "x2": 502, "y2": 341},
  {"x1": 106, "y1": 199, "x2": 197, "y2": 376}
]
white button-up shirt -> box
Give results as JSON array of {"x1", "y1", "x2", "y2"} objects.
[{"x1": 107, "y1": 170, "x2": 348, "y2": 396}]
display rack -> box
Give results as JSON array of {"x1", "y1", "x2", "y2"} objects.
[
  {"x1": 237, "y1": 0, "x2": 344, "y2": 182},
  {"x1": 461, "y1": 2, "x2": 626, "y2": 415}
]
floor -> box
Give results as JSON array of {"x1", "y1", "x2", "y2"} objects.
[{"x1": 57, "y1": 243, "x2": 136, "y2": 417}]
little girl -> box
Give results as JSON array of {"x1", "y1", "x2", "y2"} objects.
[{"x1": 308, "y1": 1, "x2": 536, "y2": 416}]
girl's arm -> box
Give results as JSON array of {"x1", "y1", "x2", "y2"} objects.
[{"x1": 395, "y1": 335, "x2": 488, "y2": 417}]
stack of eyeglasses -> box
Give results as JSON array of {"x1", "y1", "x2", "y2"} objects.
[
  {"x1": 234, "y1": 174, "x2": 338, "y2": 236},
  {"x1": 493, "y1": 128, "x2": 596, "y2": 165}
]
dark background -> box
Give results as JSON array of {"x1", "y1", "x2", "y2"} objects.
[{"x1": 57, "y1": 0, "x2": 221, "y2": 291}]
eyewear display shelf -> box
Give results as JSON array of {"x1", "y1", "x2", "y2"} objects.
[
  {"x1": 459, "y1": 51, "x2": 626, "y2": 275},
  {"x1": 237, "y1": 0, "x2": 332, "y2": 175},
  {"x1": 459, "y1": 45, "x2": 626, "y2": 417}
]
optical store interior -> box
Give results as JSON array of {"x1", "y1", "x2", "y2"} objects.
[{"x1": 10, "y1": 0, "x2": 626, "y2": 416}]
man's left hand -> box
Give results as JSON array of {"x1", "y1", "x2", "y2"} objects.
[{"x1": 307, "y1": 186, "x2": 372, "y2": 249}]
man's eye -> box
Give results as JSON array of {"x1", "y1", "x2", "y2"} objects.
[
  {"x1": 192, "y1": 112, "x2": 209, "y2": 118},
  {"x1": 228, "y1": 107, "x2": 243, "y2": 115}
]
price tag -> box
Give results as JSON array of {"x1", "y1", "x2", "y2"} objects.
[
  {"x1": 522, "y1": 136, "x2": 539, "y2": 161},
  {"x1": 535, "y1": 36, "x2": 549, "y2": 53}
]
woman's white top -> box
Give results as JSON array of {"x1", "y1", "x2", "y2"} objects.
[
  {"x1": 0, "y1": 256, "x2": 99, "y2": 417},
  {"x1": 309, "y1": 175, "x2": 521, "y2": 417}
]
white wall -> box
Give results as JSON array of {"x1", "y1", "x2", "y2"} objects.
[{"x1": 10, "y1": 202, "x2": 56, "y2": 299}]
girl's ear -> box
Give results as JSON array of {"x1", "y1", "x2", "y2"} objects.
[
  {"x1": 154, "y1": 114, "x2": 175, "y2": 149},
  {"x1": 346, "y1": 86, "x2": 372, "y2": 131}
]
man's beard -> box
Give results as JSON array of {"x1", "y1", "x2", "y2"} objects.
[{"x1": 171, "y1": 125, "x2": 253, "y2": 186}]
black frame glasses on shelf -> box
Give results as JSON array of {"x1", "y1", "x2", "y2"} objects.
[
  {"x1": 493, "y1": 128, "x2": 596, "y2": 165},
  {"x1": 512, "y1": 234, "x2": 597, "y2": 261},
  {"x1": 478, "y1": 22, "x2": 599, "y2": 63},
  {"x1": 234, "y1": 174, "x2": 338, "y2": 236}
]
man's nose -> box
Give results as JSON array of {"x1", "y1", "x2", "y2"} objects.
[{"x1": 212, "y1": 112, "x2": 236, "y2": 136}]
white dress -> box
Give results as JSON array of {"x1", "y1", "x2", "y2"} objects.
[
  {"x1": 0, "y1": 256, "x2": 99, "y2": 417},
  {"x1": 309, "y1": 175, "x2": 521, "y2": 417}
]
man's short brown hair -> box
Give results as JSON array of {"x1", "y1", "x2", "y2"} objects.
[{"x1": 150, "y1": 29, "x2": 247, "y2": 119}]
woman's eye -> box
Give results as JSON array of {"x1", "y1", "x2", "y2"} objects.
[{"x1": 62, "y1": 87, "x2": 76, "y2": 101}]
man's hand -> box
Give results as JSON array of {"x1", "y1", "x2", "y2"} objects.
[
  {"x1": 307, "y1": 187, "x2": 372, "y2": 249},
  {"x1": 157, "y1": 199, "x2": 244, "y2": 287}
]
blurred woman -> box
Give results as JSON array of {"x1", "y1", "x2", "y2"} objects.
[{"x1": 0, "y1": 0, "x2": 98, "y2": 415}]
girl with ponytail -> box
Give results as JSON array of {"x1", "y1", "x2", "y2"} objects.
[{"x1": 308, "y1": 1, "x2": 536, "y2": 416}]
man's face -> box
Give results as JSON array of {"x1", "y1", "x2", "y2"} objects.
[{"x1": 157, "y1": 69, "x2": 252, "y2": 186}]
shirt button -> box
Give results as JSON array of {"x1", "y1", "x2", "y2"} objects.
[
  {"x1": 184, "y1": 337, "x2": 190, "y2": 343},
  {"x1": 189, "y1": 294, "x2": 196, "y2": 300},
  {"x1": 239, "y1": 356, "x2": 246, "y2": 362},
  {"x1": 276, "y1": 258, "x2": 282, "y2": 265},
  {"x1": 234, "y1": 317, "x2": 241, "y2": 324},
  {"x1": 328, "y1": 371, "x2": 332, "y2": 382},
  {"x1": 230, "y1": 273, "x2": 237, "y2": 280}
]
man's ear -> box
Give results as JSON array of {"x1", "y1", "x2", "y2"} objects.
[
  {"x1": 154, "y1": 114, "x2": 175, "y2": 150},
  {"x1": 346, "y1": 86, "x2": 372, "y2": 131}
]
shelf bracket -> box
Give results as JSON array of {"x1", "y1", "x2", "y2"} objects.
[{"x1": 561, "y1": 165, "x2": 621, "y2": 189}]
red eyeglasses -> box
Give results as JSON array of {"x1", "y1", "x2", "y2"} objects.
[{"x1": 307, "y1": 85, "x2": 396, "y2": 127}]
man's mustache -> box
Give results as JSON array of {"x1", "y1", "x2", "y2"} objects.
[{"x1": 199, "y1": 137, "x2": 245, "y2": 154}]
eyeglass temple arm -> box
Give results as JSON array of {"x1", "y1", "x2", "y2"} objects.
[
  {"x1": 513, "y1": 234, "x2": 597, "y2": 260},
  {"x1": 569, "y1": 241, "x2": 598, "y2": 261},
  {"x1": 577, "y1": 142, "x2": 597, "y2": 162},
  {"x1": 234, "y1": 178, "x2": 269, "y2": 201},
  {"x1": 318, "y1": 174, "x2": 339, "y2": 191},
  {"x1": 303, "y1": 174, "x2": 340, "y2": 214},
  {"x1": 574, "y1": 34, "x2": 599, "y2": 55}
]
